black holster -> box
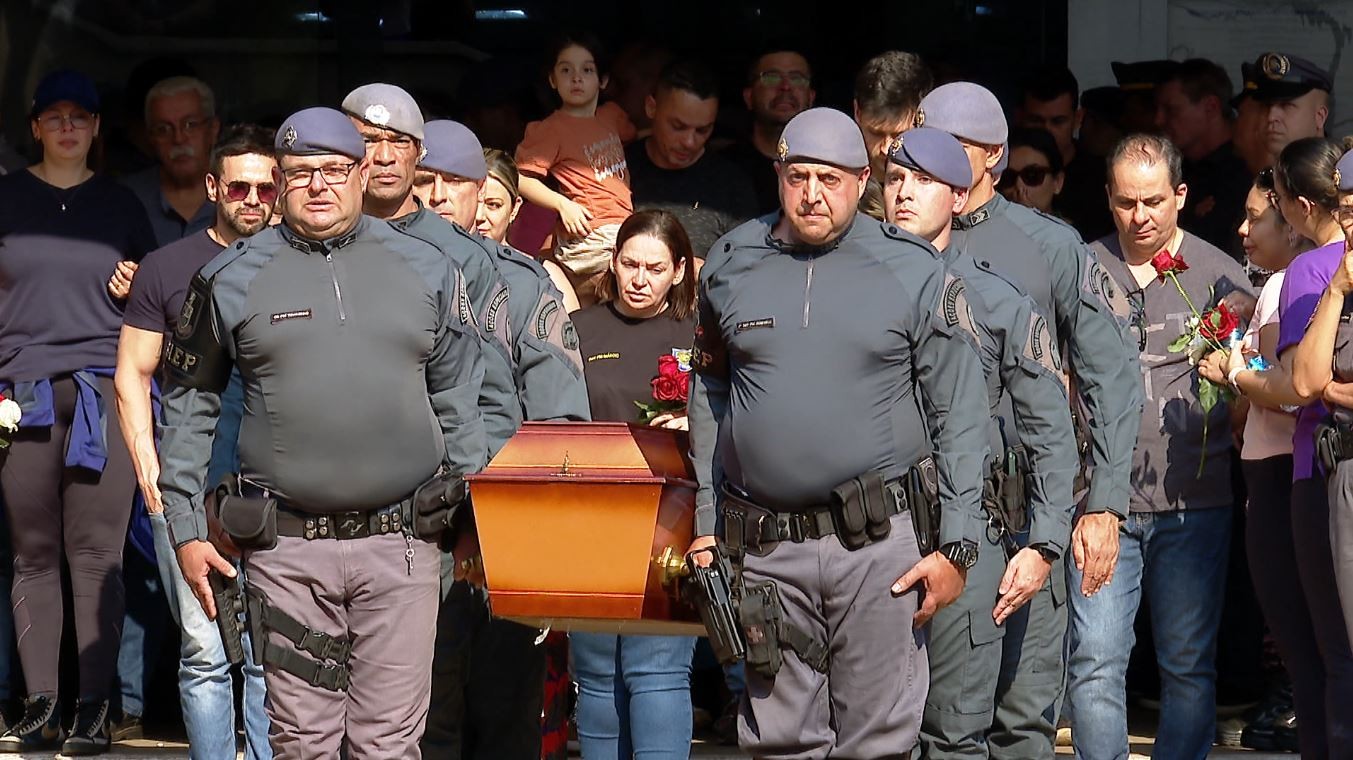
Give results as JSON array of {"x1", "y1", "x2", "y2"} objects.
[
  {"x1": 409, "y1": 469, "x2": 467, "y2": 540},
  {"x1": 209, "y1": 570, "x2": 247, "y2": 666},
  {"x1": 907, "y1": 457, "x2": 941, "y2": 555},
  {"x1": 1317, "y1": 419, "x2": 1353, "y2": 474},
  {"x1": 216, "y1": 475, "x2": 278, "y2": 551},
  {"x1": 984, "y1": 446, "x2": 1031, "y2": 535},
  {"x1": 680, "y1": 543, "x2": 745, "y2": 666},
  {"x1": 829, "y1": 470, "x2": 893, "y2": 550}
]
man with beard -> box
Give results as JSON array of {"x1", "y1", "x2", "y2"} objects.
[
  {"x1": 724, "y1": 46, "x2": 816, "y2": 213},
  {"x1": 123, "y1": 76, "x2": 221, "y2": 247},
  {"x1": 114, "y1": 124, "x2": 277, "y2": 758}
]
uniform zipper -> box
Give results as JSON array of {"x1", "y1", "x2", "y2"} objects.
[
  {"x1": 324, "y1": 252, "x2": 347, "y2": 323},
  {"x1": 802, "y1": 258, "x2": 815, "y2": 328}
]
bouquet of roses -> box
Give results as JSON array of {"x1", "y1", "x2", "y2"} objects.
[
  {"x1": 0, "y1": 392, "x2": 21, "y2": 449},
  {"x1": 1154, "y1": 250, "x2": 1239, "y2": 474},
  {"x1": 635, "y1": 354, "x2": 691, "y2": 424}
]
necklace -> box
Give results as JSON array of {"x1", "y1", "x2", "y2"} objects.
[{"x1": 32, "y1": 165, "x2": 90, "y2": 212}]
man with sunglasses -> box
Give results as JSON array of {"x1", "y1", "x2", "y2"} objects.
[
  {"x1": 157, "y1": 107, "x2": 485, "y2": 759},
  {"x1": 116, "y1": 123, "x2": 277, "y2": 759},
  {"x1": 724, "y1": 46, "x2": 816, "y2": 213},
  {"x1": 917, "y1": 81, "x2": 1144, "y2": 760},
  {"x1": 122, "y1": 76, "x2": 221, "y2": 248}
]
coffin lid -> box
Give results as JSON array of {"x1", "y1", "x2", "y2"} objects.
[{"x1": 465, "y1": 421, "x2": 696, "y2": 485}]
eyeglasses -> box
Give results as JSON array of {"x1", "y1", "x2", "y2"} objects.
[
  {"x1": 755, "y1": 71, "x2": 811, "y2": 89},
  {"x1": 998, "y1": 166, "x2": 1053, "y2": 189},
  {"x1": 37, "y1": 113, "x2": 92, "y2": 132},
  {"x1": 280, "y1": 161, "x2": 358, "y2": 188},
  {"x1": 149, "y1": 117, "x2": 210, "y2": 141},
  {"x1": 217, "y1": 177, "x2": 279, "y2": 204}
]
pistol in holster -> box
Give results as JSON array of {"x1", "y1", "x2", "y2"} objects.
[
  {"x1": 681, "y1": 543, "x2": 746, "y2": 666},
  {"x1": 906, "y1": 457, "x2": 941, "y2": 555},
  {"x1": 208, "y1": 569, "x2": 248, "y2": 667},
  {"x1": 1317, "y1": 419, "x2": 1353, "y2": 474}
]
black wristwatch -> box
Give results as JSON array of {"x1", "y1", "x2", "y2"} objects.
[
  {"x1": 1031, "y1": 543, "x2": 1060, "y2": 563},
  {"x1": 939, "y1": 541, "x2": 979, "y2": 570}
]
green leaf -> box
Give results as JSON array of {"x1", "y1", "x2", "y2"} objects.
[
  {"x1": 1199, "y1": 377, "x2": 1220, "y2": 415},
  {"x1": 1168, "y1": 333, "x2": 1193, "y2": 353}
]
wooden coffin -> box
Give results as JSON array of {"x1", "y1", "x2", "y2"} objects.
[{"x1": 465, "y1": 421, "x2": 703, "y2": 635}]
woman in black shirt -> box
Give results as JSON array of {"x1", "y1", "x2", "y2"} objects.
[
  {"x1": 568, "y1": 210, "x2": 698, "y2": 758},
  {"x1": 0, "y1": 69, "x2": 154, "y2": 754}
]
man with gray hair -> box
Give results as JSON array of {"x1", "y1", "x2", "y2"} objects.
[
  {"x1": 122, "y1": 76, "x2": 220, "y2": 247},
  {"x1": 1070, "y1": 133, "x2": 1252, "y2": 760}
]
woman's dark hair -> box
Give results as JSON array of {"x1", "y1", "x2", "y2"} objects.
[
  {"x1": 601, "y1": 210, "x2": 697, "y2": 320},
  {"x1": 547, "y1": 31, "x2": 609, "y2": 77},
  {"x1": 1006, "y1": 127, "x2": 1064, "y2": 176},
  {"x1": 1274, "y1": 136, "x2": 1353, "y2": 211}
]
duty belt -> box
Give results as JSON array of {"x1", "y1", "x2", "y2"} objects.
[
  {"x1": 721, "y1": 477, "x2": 909, "y2": 551},
  {"x1": 239, "y1": 480, "x2": 407, "y2": 540},
  {"x1": 1317, "y1": 419, "x2": 1353, "y2": 473}
]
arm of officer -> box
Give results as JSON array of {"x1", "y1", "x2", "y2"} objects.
[
  {"x1": 1053, "y1": 244, "x2": 1143, "y2": 517},
  {"x1": 994, "y1": 300, "x2": 1078, "y2": 623},
  {"x1": 517, "y1": 283, "x2": 591, "y2": 424},
  {"x1": 894, "y1": 265, "x2": 990, "y2": 626},
  {"x1": 429, "y1": 264, "x2": 488, "y2": 476},
  {"x1": 158, "y1": 273, "x2": 238, "y2": 616},
  {"x1": 687, "y1": 277, "x2": 729, "y2": 564},
  {"x1": 115, "y1": 325, "x2": 165, "y2": 514}
]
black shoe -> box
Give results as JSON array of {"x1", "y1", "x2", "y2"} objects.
[
  {"x1": 1272, "y1": 709, "x2": 1300, "y2": 754},
  {"x1": 109, "y1": 712, "x2": 143, "y2": 741},
  {"x1": 0, "y1": 694, "x2": 64, "y2": 752},
  {"x1": 1240, "y1": 686, "x2": 1294, "y2": 751},
  {"x1": 61, "y1": 699, "x2": 110, "y2": 756}
]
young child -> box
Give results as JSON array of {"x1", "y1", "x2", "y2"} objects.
[{"x1": 516, "y1": 33, "x2": 636, "y2": 309}]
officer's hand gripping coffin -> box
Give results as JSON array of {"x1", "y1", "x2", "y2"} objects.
[{"x1": 466, "y1": 421, "x2": 708, "y2": 635}]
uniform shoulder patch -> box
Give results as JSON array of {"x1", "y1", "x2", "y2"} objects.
[
  {"x1": 533, "y1": 293, "x2": 583, "y2": 375},
  {"x1": 937, "y1": 272, "x2": 982, "y2": 346},
  {"x1": 1082, "y1": 258, "x2": 1133, "y2": 323},
  {"x1": 1024, "y1": 311, "x2": 1062, "y2": 374},
  {"x1": 485, "y1": 286, "x2": 511, "y2": 335}
]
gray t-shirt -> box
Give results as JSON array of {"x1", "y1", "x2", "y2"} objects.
[{"x1": 1090, "y1": 231, "x2": 1252, "y2": 512}]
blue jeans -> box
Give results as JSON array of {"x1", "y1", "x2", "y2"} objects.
[
  {"x1": 570, "y1": 633, "x2": 695, "y2": 760},
  {"x1": 151, "y1": 512, "x2": 270, "y2": 759},
  {"x1": 1066, "y1": 507, "x2": 1231, "y2": 760},
  {"x1": 118, "y1": 371, "x2": 245, "y2": 719}
]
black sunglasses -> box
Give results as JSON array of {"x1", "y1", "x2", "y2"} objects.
[{"x1": 998, "y1": 165, "x2": 1052, "y2": 189}]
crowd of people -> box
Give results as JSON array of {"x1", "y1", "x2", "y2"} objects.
[{"x1": 0, "y1": 27, "x2": 1349, "y2": 760}]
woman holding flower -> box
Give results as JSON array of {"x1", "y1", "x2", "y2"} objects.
[{"x1": 568, "y1": 209, "x2": 697, "y2": 759}]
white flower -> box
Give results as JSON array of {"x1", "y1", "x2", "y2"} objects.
[{"x1": 0, "y1": 398, "x2": 21, "y2": 432}]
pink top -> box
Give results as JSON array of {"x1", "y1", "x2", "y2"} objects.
[{"x1": 1242, "y1": 271, "x2": 1297, "y2": 461}]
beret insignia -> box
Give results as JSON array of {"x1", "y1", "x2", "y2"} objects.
[
  {"x1": 914, "y1": 107, "x2": 926, "y2": 128},
  {"x1": 364, "y1": 103, "x2": 391, "y2": 126},
  {"x1": 776, "y1": 137, "x2": 789, "y2": 161},
  {"x1": 1336, "y1": 168, "x2": 1343, "y2": 187},
  {"x1": 888, "y1": 135, "x2": 904, "y2": 157},
  {"x1": 283, "y1": 125, "x2": 297, "y2": 149}
]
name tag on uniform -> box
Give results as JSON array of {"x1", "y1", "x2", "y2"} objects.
[
  {"x1": 735, "y1": 317, "x2": 775, "y2": 334},
  {"x1": 271, "y1": 309, "x2": 313, "y2": 325},
  {"x1": 587, "y1": 352, "x2": 620, "y2": 363}
]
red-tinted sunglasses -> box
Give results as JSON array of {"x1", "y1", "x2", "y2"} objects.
[{"x1": 217, "y1": 177, "x2": 279, "y2": 204}]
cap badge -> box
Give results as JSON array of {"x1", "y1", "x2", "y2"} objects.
[
  {"x1": 888, "y1": 135, "x2": 904, "y2": 156},
  {"x1": 283, "y1": 125, "x2": 297, "y2": 149},
  {"x1": 1261, "y1": 53, "x2": 1290, "y2": 81},
  {"x1": 364, "y1": 104, "x2": 391, "y2": 126},
  {"x1": 776, "y1": 138, "x2": 788, "y2": 161},
  {"x1": 914, "y1": 107, "x2": 926, "y2": 128},
  {"x1": 1336, "y1": 168, "x2": 1343, "y2": 186}
]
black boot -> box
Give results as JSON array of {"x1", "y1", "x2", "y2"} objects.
[
  {"x1": 1241, "y1": 685, "x2": 1294, "y2": 751},
  {"x1": 0, "y1": 694, "x2": 64, "y2": 752},
  {"x1": 1272, "y1": 709, "x2": 1300, "y2": 754},
  {"x1": 61, "y1": 699, "x2": 111, "y2": 756}
]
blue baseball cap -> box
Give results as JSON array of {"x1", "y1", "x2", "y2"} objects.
[
  {"x1": 420, "y1": 121, "x2": 487, "y2": 181},
  {"x1": 275, "y1": 107, "x2": 366, "y2": 160},
  {"x1": 31, "y1": 70, "x2": 99, "y2": 117},
  {"x1": 887, "y1": 127, "x2": 973, "y2": 189},
  {"x1": 776, "y1": 107, "x2": 869, "y2": 171}
]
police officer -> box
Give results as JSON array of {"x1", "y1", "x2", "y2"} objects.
[
  {"x1": 1241, "y1": 52, "x2": 1332, "y2": 166},
  {"x1": 686, "y1": 107, "x2": 990, "y2": 758},
  {"x1": 883, "y1": 126, "x2": 1080, "y2": 759},
  {"x1": 413, "y1": 121, "x2": 590, "y2": 760},
  {"x1": 916, "y1": 82, "x2": 1143, "y2": 758},
  {"x1": 158, "y1": 107, "x2": 485, "y2": 759}
]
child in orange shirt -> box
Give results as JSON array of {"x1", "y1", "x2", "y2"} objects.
[{"x1": 516, "y1": 33, "x2": 636, "y2": 309}]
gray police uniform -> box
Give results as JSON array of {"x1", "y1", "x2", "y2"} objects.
[
  {"x1": 689, "y1": 211, "x2": 989, "y2": 759},
  {"x1": 159, "y1": 207, "x2": 485, "y2": 759},
  {"x1": 921, "y1": 243, "x2": 1078, "y2": 760},
  {"x1": 423, "y1": 234, "x2": 590, "y2": 760}
]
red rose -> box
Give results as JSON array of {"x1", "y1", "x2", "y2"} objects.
[
  {"x1": 675, "y1": 371, "x2": 690, "y2": 403},
  {"x1": 652, "y1": 375, "x2": 682, "y2": 402},
  {"x1": 1199, "y1": 302, "x2": 1239, "y2": 343},
  {"x1": 1150, "y1": 249, "x2": 1189, "y2": 283},
  {"x1": 657, "y1": 354, "x2": 681, "y2": 379}
]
